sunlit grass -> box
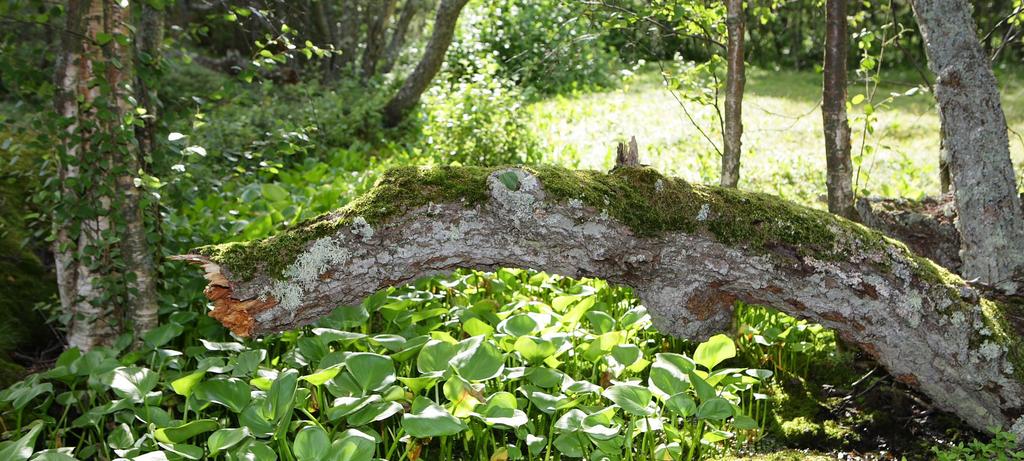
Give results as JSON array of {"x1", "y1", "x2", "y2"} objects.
[{"x1": 528, "y1": 65, "x2": 1024, "y2": 208}]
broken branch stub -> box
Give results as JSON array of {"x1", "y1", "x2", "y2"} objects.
[{"x1": 174, "y1": 165, "x2": 1024, "y2": 435}]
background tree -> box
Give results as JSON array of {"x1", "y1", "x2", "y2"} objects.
[
  {"x1": 910, "y1": 0, "x2": 1024, "y2": 293},
  {"x1": 721, "y1": 0, "x2": 745, "y2": 188},
  {"x1": 822, "y1": 0, "x2": 856, "y2": 220},
  {"x1": 54, "y1": 0, "x2": 157, "y2": 350},
  {"x1": 383, "y1": 0, "x2": 472, "y2": 127}
]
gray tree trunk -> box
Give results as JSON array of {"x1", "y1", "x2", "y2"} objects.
[
  {"x1": 721, "y1": 0, "x2": 745, "y2": 188},
  {"x1": 910, "y1": 0, "x2": 1024, "y2": 293},
  {"x1": 380, "y1": 0, "x2": 420, "y2": 75},
  {"x1": 822, "y1": 0, "x2": 857, "y2": 220},
  {"x1": 360, "y1": 0, "x2": 398, "y2": 78},
  {"x1": 176, "y1": 165, "x2": 1024, "y2": 436},
  {"x1": 381, "y1": 0, "x2": 470, "y2": 127}
]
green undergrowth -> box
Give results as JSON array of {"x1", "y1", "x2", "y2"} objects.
[
  {"x1": 0, "y1": 268, "x2": 782, "y2": 460},
  {"x1": 195, "y1": 165, "x2": 890, "y2": 282}
]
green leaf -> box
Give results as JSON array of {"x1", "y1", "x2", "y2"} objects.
[
  {"x1": 345, "y1": 400, "x2": 403, "y2": 426},
  {"x1": 95, "y1": 32, "x2": 113, "y2": 45},
  {"x1": 452, "y1": 336, "x2": 504, "y2": 381},
  {"x1": 401, "y1": 396, "x2": 467, "y2": 438},
  {"x1": 603, "y1": 383, "x2": 653, "y2": 416},
  {"x1": 475, "y1": 392, "x2": 527, "y2": 427},
  {"x1": 154, "y1": 419, "x2": 220, "y2": 444},
  {"x1": 261, "y1": 183, "x2": 289, "y2": 202},
  {"x1": 194, "y1": 378, "x2": 251, "y2": 413},
  {"x1": 648, "y1": 353, "x2": 694, "y2": 398},
  {"x1": 444, "y1": 376, "x2": 483, "y2": 418},
  {"x1": 345, "y1": 353, "x2": 395, "y2": 394},
  {"x1": 665, "y1": 393, "x2": 697, "y2": 417},
  {"x1": 108, "y1": 366, "x2": 158, "y2": 402},
  {"x1": 514, "y1": 336, "x2": 556, "y2": 365},
  {"x1": 329, "y1": 429, "x2": 377, "y2": 461},
  {"x1": 0, "y1": 421, "x2": 43, "y2": 461},
  {"x1": 696, "y1": 397, "x2": 733, "y2": 421},
  {"x1": 497, "y1": 171, "x2": 520, "y2": 191},
  {"x1": 207, "y1": 427, "x2": 249, "y2": 456},
  {"x1": 300, "y1": 365, "x2": 341, "y2": 387},
  {"x1": 293, "y1": 426, "x2": 330, "y2": 461},
  {"x1": 142, "y1": 323, "x2": 184, "y2": 348},
  {"x1": 267, "y1": 369, "x2": 299, "y2": 423},
  {"x1": 693, "y1": 334, "x2": 736, "y2": 371},
  {"x1": 171, "y1": 371, "x2": 205, "y2": 397},
  {"x1": 416, "y1": 339, "x2": 457, "y2": 375}
]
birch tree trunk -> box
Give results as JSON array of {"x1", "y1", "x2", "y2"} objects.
[
  {"x1": 382, "y1": 0, "x2": 470, "y2": 127},
  {"x1": 721, "y1": 0, "x2": 745, "y2": 188},
  {"x1": 822, "y1": 0, "x2": 857, "y2": 220},
  {"x1": 910, "y1": 0, "x2": 1024, "y2": 293},
  {"x1": 55, "y1": 0, "x2": 156, "y2": 349}
]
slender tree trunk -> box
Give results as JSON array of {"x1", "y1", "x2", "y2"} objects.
[
  {"x1": 129, "y1": 1, "x2": 163, "y2": 335},
  {"x1": 910, "y1": 0, "x2": 1024, "y2": 293},
  {"x1": 360, "y1": 0, "x2": 398, "y2": 78},
  {"x1": 56, "y1": 0, "x2": 145, "y2": 350},
  {"x1": 822, "y1": 0, "x2": 857, "y2": 219},
  {"x1": 721, "y1": 0, "x2": 745, "y2": 188},
  {"x1": 382, "y1": 0, "x2": 470, "y2": 127},
  {"x1": 380, "y1": 0, "x2": 420, "y2": 74}
]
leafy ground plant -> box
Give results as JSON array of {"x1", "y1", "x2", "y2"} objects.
[{"x1": 0, "y1": 269, "x2": 772, "y2": 460}]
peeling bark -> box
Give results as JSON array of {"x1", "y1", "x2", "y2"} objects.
[
  {"x1": 177, "y1": 165, "x2": 1024, "y2": 435},
  {"x1": 910, "y1": 0, "x2": 1024, "y2": 293}
]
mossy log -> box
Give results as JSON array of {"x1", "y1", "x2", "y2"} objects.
[{"x1": 174, "y1": 165, "x2": 1024, "y2": 435}]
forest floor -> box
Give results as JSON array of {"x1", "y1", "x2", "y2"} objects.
[{"x1": 528, "y1": 65, "x2": 1024, "y2": 208}]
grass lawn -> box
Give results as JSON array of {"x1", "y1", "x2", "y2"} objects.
[{"x1": 528, "y1": 65, "x2": 1024, "y2": 209}]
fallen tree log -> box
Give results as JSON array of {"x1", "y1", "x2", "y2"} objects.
[{"x1": 174, "y1": 165, "x2": 1024, "y2": 435}]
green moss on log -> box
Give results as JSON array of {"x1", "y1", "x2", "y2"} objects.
[{"x1": 194, "y1": 165, "x2": 892, "y2": 281}]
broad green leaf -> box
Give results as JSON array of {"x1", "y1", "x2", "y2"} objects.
[
  {"x1": 696, "y1": 397, "x2": 733, "y2": 421},
  {"x1": 665, "y1": 393, "x2": 697, "y2": 417},
  {"x1": 108, "y1": 366, "x2": 158, "y2": 402},
  {"x1": 693, "y1": 334, "x2": 736, "y2": 371},
  {"x1": 142, "y1": 323, "x2": 184, "y2": 348},
  {"x1": 292, "y1": 426, "x2": 330, "y2": 461},
  {"x1": 345, "y1": 353, "x2": 395, "y2": 394},
  {"x1": 416, "y1": 339, "x2": 457, "y2": 375},
  {"x1": 444, "y1": 376, "x2": 483, "y2": 417},
  {"x1": 603, "y1": 384, "x2": 653, "y2": 416},
  {"x1": 194, "y1": 378, "x2": 251, "y2": 413},
  {"x1": 208, "y1": 428, "x2": 249, "y2": 456},
  {"x1": 0, "y1": 421, "x2": 43, "y2": 461},
  {"x1": 267, "y1": 369, "x2": 298, "y2": 422},
  {"x1": 329, "y1": 429, "x2": 377, "y2": 461},
  {"x1": 154, "y1": 419, "x2": 220, "y2": 444},
  {"x1": 401, "y1": 396, "x2": 467, "y2": 438},
  {"x1": 300, "y1": 365, "x2": 341, "y2": 386},
  {"x1": 261, "y1": 183, "x2": 289, "y2": 201},
  {"x1": 514, "y1": 336, "x2": 556, "y2": 365},
  {"x1": 648, "y1": 353, "x2": 693, "y2": 398},
  {"x1": 345, "y1": 400, "x2": 403, "y2": 426},
  {"x1": 170, "y1": 371, "x2": 204, "y2": 397},
  {"x1": 452, "y1": 336, "x2": 504, "y2": 381}
]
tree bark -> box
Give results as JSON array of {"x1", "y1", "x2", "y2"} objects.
[
  {"x1": 822, "y1": 0, "x2": 857, "y2": 220},
  {"x1": 360, "y1": 0, "x2": 398, "y2": 78},
  {"x1": 129, "y1": 1, "x2": 164, "y2": 335},
  {"x1": 381, "y1": 0, "x2": 470, "y2": 127},
  {"x1": 910, "y1": 0, "x2": 1024, "y2": 293},
  {"x1": 55, "y1": 0, "x2": 153, "y2": 350},
  {"x1": 176, "y1": 165, "x2": 1024, "y2": 435},
  {"x1": 380, "y1": 0, "x2": 420, "y2": 75},
  {"x1": 721, "y1": 0, "x2": 745, "y2": 188}
]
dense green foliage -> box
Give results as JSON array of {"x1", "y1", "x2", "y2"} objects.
[
  {"x1": 0, "y1": 269, "x2": 778, "y2": 460},
  {"x1": 1, "y1": 0, "x2": 1024, "y2": 458}
]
